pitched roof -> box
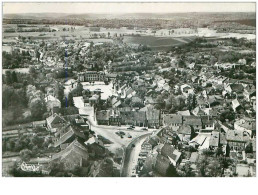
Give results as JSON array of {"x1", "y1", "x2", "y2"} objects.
[
  {"x1": 161, "y1": 144, "x2": 175, "y2": 158},
  {"x1": 46, "y1": 113, "x2": 68, "y2": 129},
  {"x1": 163, "y1": 114, "x2": 183, "y2": 125},
  {"x1": 178, "y1": 110, "x2": 191, "y2": 116},
  {"x1": 209, "y1": 131, "x2": 220, "y2": 147},
  {"x1": 52, "y1": 139, "x2": 88, "y2": 161},
  {"x1": 178, "y1": 125, "x2": 192, "y2": 135},
  {"x1": 154, "y1": 154, "x2": 170, "y2": 176},
  {"x1": 226, "y1": 130, "x2": 249, "y2": 143},
  {"x1": 183, "y1": 116, "x2": 202, "y2": 126},
  {"x1": 54, "y1": 124, "x2": 86, "y2": 147}
]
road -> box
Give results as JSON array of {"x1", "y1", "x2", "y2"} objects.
[
  {"x1": 121, "y1": 133, "x2": 151, "y2": 177},
  {"x1": 86, "y1": 115, "x2": 154, "y2": 175},
  {"x1": 86, "y1": 115, "x2": 153, "y2": 150}
]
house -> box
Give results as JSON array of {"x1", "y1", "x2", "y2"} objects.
[
  {"x1": 154, "y1": 154, "x2": 171, "y2": 176},
  {"x1": 96, "y1": 110, "x2": 111, "y2": 125},
  {"x1": 232, "y1": 99, "x2": 241, "y2": 112},
  {"x1": 209, "y1": 131, "x2": 220, "y2": 150},
  {"x1": 234, "y1": 117, "x2": 255, "y2": 136},
  {"x1": 120, "y1": 111, "x2": 147, "y2": 127},
  {"x1": 160, "y1": 144, "x2": 182, "y2": 167},
  {"x1": 200, "y1": 116, "x2": 215, "y2": 133},
  {"x1": 177, "y1": 125, "x2": 193, "y2": 142},
  {"x1": 85, "y1": 136, "x2": 106, "y2": 159},
  {"x1": 226, "y1": 130, "x2": 250, "y2": 151},
  {"x1": 177, "y1": 110, "x2": 191, "y2": 116},
  {"x1": 44, "y1": 95, "x2": 61, "y2": 112},
  {"x1": 163, "y1": 114, "x2": 183, "y2": 127},
  {"x1": 182, "y1": 116, "x2": 202, "y2": 132},
  {"x1": 109, "y1": 109, "x2": 121, "y2": 126},
  {"x1": 46, "y1": 113, "x2": 68, "y2": 133},
  {"x1": 89, "y1": 94, "x2": 99, "y2": 106},
  {"x1": 51, "y1": 139, "x2": 89, "y2": 170},
  {"x1": 53, "y1": 124, "x2": 87, "y2": 148},
  {"x1": 154, "y1": 144, "x2": 182, "y2": 176},
  {"x1": 78, "y1": 71, "x2": 105, "y2": 82},
  {"x1": 146, "y1": 107, "x2": 160, "y2": 128}
]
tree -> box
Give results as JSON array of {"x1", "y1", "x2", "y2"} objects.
[
  {"x1": 187, "y1": 94, "x2": 197, "y2": 111},
  {"x1": 20, "y1": 149, "x2": 32, "y2": 162},
  {"x1": 179, "y1": 163, "x2": 195, "y2": 177},
  {"x1": 12, "y1": 71, "x2": 18, "y2": 83},
  {"x1": 5, "y1": 71, "x2": 12, "y2": 85},
  {"x1": 155, "y1": 95, "x2": 165, "y2": 110},
  {"x1": 55, "y1": 83, "x2": 65, "y2": 106},
  {"x1": 29, "y1": 98, "x2": 47, "y2": 120},
  {"x1": 67, "y1": 93, "x2": 74, "y2": 107}
]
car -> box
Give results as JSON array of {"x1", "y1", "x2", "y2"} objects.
[
  {"x1": 128, "y1": 134, "x2": 132, "y2": 138},
  {"x1": 141, "y1": 127, "x2": 148, "y2": 131},
  {"x1": 119, "y1": 131, "x2": 125, "y2": 135},
  {"x1": 130, "y1": 125, "x2": 135, "y2": 128},
  {"x1": 127, "y1": 127, "x2": 133, "y2": 130}
]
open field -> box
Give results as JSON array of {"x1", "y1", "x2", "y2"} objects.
[{"x1": 123, "y1": 35, "x2": 196, "y2": 51}]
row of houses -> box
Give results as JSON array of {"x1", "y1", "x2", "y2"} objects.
[{"x1": 96, "y1": 107, "x2": 160, "y2": 128}]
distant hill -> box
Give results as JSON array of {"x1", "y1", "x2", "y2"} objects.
[{"x1": 4, "y1": 12, "x2": 256, "y2": 20}]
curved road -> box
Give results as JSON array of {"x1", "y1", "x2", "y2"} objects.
[{"x1": 121, "y1": 133, "x2": 151, "y2": 177}]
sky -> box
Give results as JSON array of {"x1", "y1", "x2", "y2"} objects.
[{"x1": 3, "y1": 2, "x2": 256, "y2": 14}]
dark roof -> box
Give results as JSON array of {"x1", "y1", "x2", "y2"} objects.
[
  {"x1": 96, "y1": 110, "x2": 110, "y2": 121},
  {"x1": 154, "y1": 154, "x2": 170, "y2": 176},
  {"x1": 161, "y1": 144, "x2": 175, "y2": 159},
  {"x1": 183, "y1": 116, "x2": 202, "y2": 126},
  {"x1": 52, "y1": 139, "x2": 88, "y2": 162},
  {"x1": 201, "y1": 116, "x2": 214, "y2": 125},
  {"x1": 120, "y1": 111, "x2": 146, "y2": 124},
  {"x1": 163, "y1": 114, "x2": 183, "y2": 125}
]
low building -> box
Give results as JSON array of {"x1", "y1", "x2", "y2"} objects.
[
  {"x1": 183, "y1": 116, "x2": 202, "y2": 132},
  {"x1": 177, "y1": 125, "x2": 193, "y2": 142},
  {"x1": 51, "y1": 139, "x2": 89, "y2": 170},
  {"x1": 226, "y1": 130, "x2": 250, "y2": 151},
  {"x1": 46, "y1": 113, "x2": 68, "y2": 133},
  {"x1": 44, "y1": 95, "x2": 61, "y2": 112},
  {"x1": 163, "y1": 114, "x2": 183, "y2": 127},
  {"x1": 146, "y1": 107, "x2": 160, "y2": 128},
  {"x1": 78, "y1": 71, "x2": 105, "y2": 82}
]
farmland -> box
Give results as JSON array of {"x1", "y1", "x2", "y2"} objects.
[{"x1": 123, "y1": 35, "x2": 196, "y2": 51}]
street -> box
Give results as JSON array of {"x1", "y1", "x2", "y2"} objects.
[{"x1": 121, "y1": 133, "x2": 151, "y2": 177}]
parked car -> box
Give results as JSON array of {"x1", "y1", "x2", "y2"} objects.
[
  {"x1": 119, "y1": 131, "x2": 125, "y2": 135},
  {"x1": 127, "y1": 127, "x2": 133, "y2": 130},
  {"x1": 128, "y1": 134, "x2": 132, "y2": 138}
]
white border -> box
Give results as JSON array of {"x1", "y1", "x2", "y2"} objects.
[{"x1": 0, "y1": 1, "x2": 258, "y2": 195}]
